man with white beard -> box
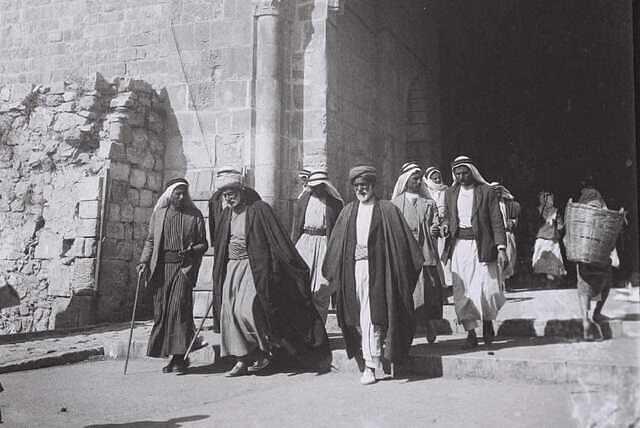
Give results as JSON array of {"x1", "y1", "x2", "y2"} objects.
[{"x1": 323, "y1": 165, "x2": 423, "y2": 385}]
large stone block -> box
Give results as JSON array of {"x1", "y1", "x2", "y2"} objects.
[
  {"x1": 81, "y1": 238, "x2": 97, "y2": 257},
  {"x1": 72, "y1": 257, "x2": 96, "y2": 289},
  {"x1": 76, "y1": 176, "x2": 102, "y2": 201},
  {"x1": 130, "y1": 168, "x2": 147, "y2": 188},
  {"x1": 139, "y1": 189, "x2": 154, "y2": 207},
  {"x1": 96, "y1": 259, "x2": 130, "y2": 323},
  {"x1": 105, "y1": 221, "x2": 125, "y2": 239},
  {"x1": 79, "y1": 200, "x2": 100, "y2": 219},
  {"x1": 134, "y1": 222, "x2": 149, "y2": 240},
  {"x1": 109, "y1": 179, "x2": 129, "y2": 202},
  {"x1": 46, "y1": 262, "x2": 73, "y2": 297},
  {"x1": 76, "y1": 218, "x2": 99, "y2": 237},
  {"x1": 110, "y1": 162, "x2": 131, "y2": 181},
  {"x1": 134, "y1": 207, "x2": 153, "y2": 223},
  {"x1": 127, "y1": 187, "x2": 140, "y2": 205},
  {"x1": 120, "y1": 203, "x2": 135, "y2": 222},
  {"x1": 147, "y1": 171, "x2": 162, "y2": 191},
  {"x1": 53, "y1": 112, "x2": 87, "y2": 132},
  {"x1": 102, "y1": 238, "x2": 133, "y2": 260},
  {"x1": 34, "y1": 229, "x2": 62, "y2": 259}
]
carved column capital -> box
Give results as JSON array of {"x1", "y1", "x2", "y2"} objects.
[{"x1": 254, "y1": 0, "x2": 282, "y2": 17}]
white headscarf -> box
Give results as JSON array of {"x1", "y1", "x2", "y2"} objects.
[
  {"x1": 153, "y1": 179, "x2": 190, "y2": 213},
  {"x1": 450, "y1": 155, "x2": 489, "y2": 185},
  {"x1": 391, "y1": 162, "x2": 431, "y2": 200},
  {"x1": 306, "y1": 169, "x2": 344, "y2": 204},
  {"x1": 424, "y1": 166, "x2": 448, "y2": 192}
]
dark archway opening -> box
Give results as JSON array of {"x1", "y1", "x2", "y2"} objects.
[{"x1": 434, "y1": 0, "x2": 639, "y2": 278}]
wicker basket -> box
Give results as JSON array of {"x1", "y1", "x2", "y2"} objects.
[{"x1": 563, "y1": 199, "x2": 624, "y2": 266}]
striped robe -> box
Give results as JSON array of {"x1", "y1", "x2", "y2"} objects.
[{"x1": 141, "y1": 205, "x2": 208, "y2": 358}]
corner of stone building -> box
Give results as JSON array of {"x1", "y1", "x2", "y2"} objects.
[{"x1": 0, "y1": 75, "x2": 169, "y2": 334}]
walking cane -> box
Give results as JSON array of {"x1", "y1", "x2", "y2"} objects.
[
  {"x1": 184, "y1": 297, "x2": 214, "y2": 361},
  {"x1": 124, "y1": 269, "x2": 145, "y2": 375}
]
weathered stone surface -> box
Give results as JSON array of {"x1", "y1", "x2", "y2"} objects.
[
  {"x1": 139, "y1": 189, "x2": 154, "y2": 207},
  {"x1": 76, "y1": 219, "x2": 99, "y2": 237},
  {"x1": 76, "y1": 177, "x2": 102, "y2": 201},
  {"x1": 1, "y1": 75, "x2": 167, "y2": 334},
  {"x1": 130, "y1": 168, "x2": 147, "y2": 188},
  {"x1": 105, "y1": 221, "x2": 125, "y2": 240},
  {"x1": 72, "y1": 258, "x2": 96, "y2": 289},
  {"x1": 109, "y1": 162, "x2": 131, "y2": 181},
  {"x1": 102, "y1": 238, "x2": 133, "y2": 261},
  {"x1": 33, "y1": 230, "x2": 62, "y2": 259},
  {"x1": 146, "y1": 172, "x2": 162, "y2": 191},
  {"x1": 134, "y1": 207, "x2": 152, "y2": 224},
  {"x1": 120, "y1": 203, "x2": 134, "y2": 222},
  {"x1": 78, "y1": 200, "x2": 100, "y2": 219}
]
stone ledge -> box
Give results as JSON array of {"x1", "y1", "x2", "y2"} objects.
[{"x1": 0, "y1": 347, "x2": 103, "y2": 374}]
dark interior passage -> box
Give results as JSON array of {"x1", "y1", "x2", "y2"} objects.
[{"x1": 433, "y1": 0, "x2": 638, "y2": 274}]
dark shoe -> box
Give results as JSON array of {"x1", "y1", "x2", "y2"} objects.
[
  {"x1": 247, "y1": 357, "x2": 271, "y2": 373},
  {"x1": 190, "y1": 337, "x2": 208, "y2": 353},
  {"x1": 462, "y1": 331, "x2": 478, "y2": 349},
  {"x1": 175, "y1": 358, "x2": 190, "y2": 374},
  {"x1": 483, "y1": 321, "x2": 495, "y2": 346},
  {"x1": 426, "y1": 321, "x2": 437, "y2": 343},
  {"x1": 162, "y1": 361, "x2": 175, "y2": 373}
]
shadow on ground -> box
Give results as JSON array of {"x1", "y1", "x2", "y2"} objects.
[{"x1": 84, "y1": 414, "x2": 209, "y2": 427}]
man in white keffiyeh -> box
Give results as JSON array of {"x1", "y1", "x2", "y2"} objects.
[{"x1": 391, "y1": 162, "x2": 443, "y2": 343}]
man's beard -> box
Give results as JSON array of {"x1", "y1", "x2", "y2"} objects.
[{"x1": 356, "y1": 191, "x2": 373, "y2": 202}]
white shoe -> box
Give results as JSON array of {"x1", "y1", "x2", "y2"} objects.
[{"x1": 360, "y1": 368, "x2": 376, "y2": 385}]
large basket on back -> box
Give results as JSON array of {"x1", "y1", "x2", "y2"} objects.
[{"x1": 563, "y1": 199, "x2": 624, "y2": 266}]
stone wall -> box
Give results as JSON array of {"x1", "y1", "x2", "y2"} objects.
[
  {"x1": 0, "y1": 75, "x2": 166, "y2": 334},
  {"x1": 97, "y1": 80, "x2": 166, "y2": 323},
  {"x1": 0, "y1": 0, "x2": 260, "y2": 202},
  {"x1": 327, "y1": 0, "x2": 440, "y2": 198}
]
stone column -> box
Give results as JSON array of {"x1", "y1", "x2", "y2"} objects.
[{"x1": 253, "y1": 0, "x2": 283, "y2": 205}]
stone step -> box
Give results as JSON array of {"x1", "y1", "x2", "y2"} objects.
[
  {"x1": 107, "y1": 331, "x2": 638, "y2": 389},
  {"x1": 326, "y1": 310, "x2": 627, "y2": 340}
]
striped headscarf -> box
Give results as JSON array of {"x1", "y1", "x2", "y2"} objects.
[
  {"x1": 306, "y1": 169, "x2": 344, "y2": 203},
  {"x1": 450, "y1": 155, "x2": 489, "y2": 185},
  {"x1": 391, "y1": 161, "x2": 431, "y2": 199}
]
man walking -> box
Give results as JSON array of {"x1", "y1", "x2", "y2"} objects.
[
  {"x1": 391, "y1": 162, "x2": 443, "y2": 343},
  {"x1": 137, "y1": 178, "x2": 209, "y2": 373},
  {"x1": 210, "y1": 169, "x2": 330, "y2": 377},
  {"x1": 291, "y1": 169, "x2": 344, "y2": 323},
  {"x1": 433, "y1": 156, "x2": 507, "y2": 348},
  {"x1": 323, "y1": 166, "x2": 423, "y2": 385}
]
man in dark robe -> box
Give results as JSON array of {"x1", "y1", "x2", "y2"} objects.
[
  {"x1": 210, "y1": 169, "x2": 330, "y2": 377},
  {"x1": 291, "y1": 169, "x2": 344, "y2": 322},
  {"x1": 137, "y1": 178, "x2": 208, "y2": 373},
  {"x1": 323, "y1": 165, "x2": 423, "y2": 385}
]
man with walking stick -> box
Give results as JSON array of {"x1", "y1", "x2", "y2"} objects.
[{"x1": 136, "y1": 178, "x2": 208, "y2": 373}]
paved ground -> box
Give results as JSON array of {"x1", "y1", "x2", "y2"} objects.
[
  {"x1": 1, "y1": 359, "x2": 637, "y2": 428},
  {"x1": 1, "y1": 288, "x2": 637, "y2": 372}
]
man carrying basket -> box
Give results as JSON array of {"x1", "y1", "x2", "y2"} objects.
[{"x1": 571, "y1": 186, "x2": 621, "y2": 341}]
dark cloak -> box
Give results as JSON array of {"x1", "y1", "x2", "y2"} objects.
[
  {"x1": 291, "y1": 190, "x2": 343, "y2": 244},
  {"x1": 322, "y1": 199, "x2": 424, "y2": 363},
  {"x1": 211, "y1": 198, "x2": 330, "y2": 365}
]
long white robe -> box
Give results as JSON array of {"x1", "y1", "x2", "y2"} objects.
[
  {"x1": 451, "y1": 186, "x2": 505, "y2": 330},
  {"x1": 355, "y1": 201, "x2": 382, "y2": 370},
  {"x1": 295, "y1": 195, "x2": 333, "y2": 322}
]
